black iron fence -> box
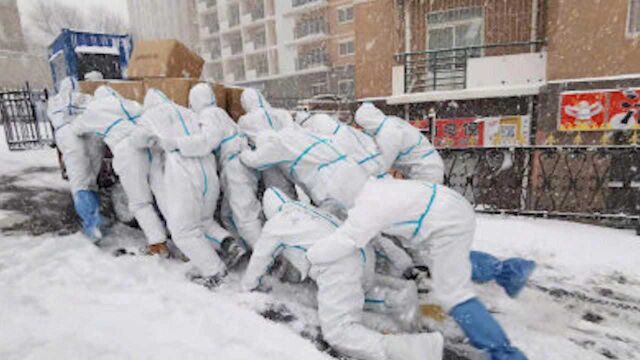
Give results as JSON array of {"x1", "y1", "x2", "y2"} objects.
[
  {"x1": 396, "y1": 41, "x2": 545, "y2": 93},
  {"x1": 1, "y1": 84, "x2": 52, "y2": 151},
  {"x1": 441, "y1": 146, "x2": 640, "y2": 228}
]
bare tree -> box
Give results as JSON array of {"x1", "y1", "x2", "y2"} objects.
[{"x1": 26, "y1": 0, "x2": 127, "y2": 47}]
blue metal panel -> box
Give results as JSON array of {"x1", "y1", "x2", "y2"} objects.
[{"x1": 47, "y1": 29, "x2": 133, "y2": 92}]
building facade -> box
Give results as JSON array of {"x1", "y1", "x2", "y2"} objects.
[
  {"x1": 0, "y1": 0, "x2": 50, "y2": 89},
  {"x1": 196, "y1": 0, "x2": 356, "y2": 106},
  {"x1": 127, "y1": 0, "x2": 200, "y2": 50}
]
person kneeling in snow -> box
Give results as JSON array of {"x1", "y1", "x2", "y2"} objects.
[
  {"x1": 137, "y1": 89, "x2": 239, "y2": 286},
  {"x1": 242, "y1": 187, "x2": 443, "y2": 360},
  {"x1": 48, "y1": 77, "x2": 105, "y2": 241},
  {"x1": 307, "y1": 178, "x2": 529, "y2": 360}
]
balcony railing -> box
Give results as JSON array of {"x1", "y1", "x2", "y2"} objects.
[
  {"x1": 396, "y1": 41, "x2": 544, "y2": 93},
  {"x1": 295, "y1": 53, "x2": 329, "y2": 71}
]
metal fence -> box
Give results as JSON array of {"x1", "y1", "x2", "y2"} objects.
[
  {"x1": 397, "y1": 41, "x2": 545, "y2": 93},
  {"x1": 1, "y1": 84, "x2": 52, "y2": 151},
  {"x1": 441, "y1": 145, "x2": 640, "y2": 229}
]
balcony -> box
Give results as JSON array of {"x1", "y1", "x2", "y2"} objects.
[
  {"x1": 394, "y1": 41, "x2": 546, "y2": 96},
  {"x1": 295, "y1": 53, "x2": 329, "y2": 71}
]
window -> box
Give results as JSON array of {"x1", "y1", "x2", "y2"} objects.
[
  {"x1": 338, "y1": 79, "x2": 354, "y2": 97},
  {"x1": 296, "y1": 17, "x2": 326, "y2": 39},
  {"x1": 338, "y1": 6, "x2": 354, "y2": 23},
  {"x1": 427, "y1": 7, "x2": 483, "y2": 51},
  {"x1": 629, "y1": 0, "x2": 640, "y2": 36},
  {"x1": 228, "y1": 3, "x2": 240, "y2": 27},
  {"x1": 311, "y1": 82, "x2": 327, "y2": 96},
  {"x1": 292, "y1": 0, "x2": 318, "y2": 7},
  {"x1": 339, "y1": 39, "x2": 355, "y2": 56}
]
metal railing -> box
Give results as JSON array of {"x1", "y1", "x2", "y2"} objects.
[
  {"x1": 1, "y1": 83, "x2": 52, "y2": 151},
  {"x1": 440, "y1": 145, "x2": 640, "y2": 228},
  {"x1": 396, "y1": 41, "x2": 545, "y2": 93}
]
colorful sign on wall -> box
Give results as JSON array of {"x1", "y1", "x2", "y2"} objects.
[
  {"x1": 559, "y1": 88, "x2": 640, "y2": 131},
  {"x1": 434, "y1": 116, "x2": 530, "y2": 148},
  {"x1": 434, "y1": 118, "x2": 484, "y2": 148},
  {"x1": 410, "y1": 119, "x2": 430, "y2": 131}
]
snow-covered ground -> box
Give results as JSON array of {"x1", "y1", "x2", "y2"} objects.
[{"x1": 1, "y1": 129, "x2": 639, "y2": 359}]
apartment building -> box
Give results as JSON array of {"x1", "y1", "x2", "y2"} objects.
[
  {"x1": 356, "y1": 0, "x2": 640, "y2": 147},
  {"x1": 127, "y1": 0, "x2": 200, "y2": 50},
  {"x1": 196, "y1": 0, "x2": 356, "y2": 105}
]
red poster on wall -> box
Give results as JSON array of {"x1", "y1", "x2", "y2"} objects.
[
  {"x1": 559, "y1": 92, "x2": 609, "y2": 131},
  {"x1": 434, "y1": 118, "x2": 484, "y2": 148},
  {"x1": 609, "y1": 89, "x2": 640, "y2": 130}
]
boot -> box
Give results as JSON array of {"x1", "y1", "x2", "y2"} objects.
[
  {"x1": 496, "y1": 259, "x2": 536, "y2": 298},
  {"x1": 384, "y1": 332, "x2": 444, "y2": 360}
]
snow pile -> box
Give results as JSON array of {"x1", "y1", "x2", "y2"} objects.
[{"x1": 0, "y1": 230, "x2": 330, "y2": 360}]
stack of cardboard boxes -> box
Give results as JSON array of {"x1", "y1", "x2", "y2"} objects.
[{"x1": 78, "y1": 39, "x2": 245, "y2": 120}]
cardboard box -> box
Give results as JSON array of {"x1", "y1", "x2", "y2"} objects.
[
  {"x1": 143, "y1": 78, "x2": 200, "y2": 107},
  {"x1": 225, "y1": 86, "x2": 245, "y2": 121},
  {"x1": 211, "y1": 83, "x2": 227, "y2": 111},
  {"x1": 78, "y1": 80, "x2": 145, "y2": 103},
  {"x1": 127, "y1": 39, "x2": 204, "y2": 79}
]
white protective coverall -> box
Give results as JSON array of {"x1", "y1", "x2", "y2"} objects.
[
  {"x1": 72, "y1": 86, "x2": 167, "y2": 245},
  {"x1": 354, "y1": 103, "x2": 444, "y2": 182},
  {"x1": 47, "y1": 77, "x2": 104, "y2": 239},
  {"x1": 138, "y1": 89, "x2": 230, "y2": 276},
  {"x1": 180, "y1": 83, "x2": 263, "y2": 247},
  {"x1": 296, "y1": 112, "x2": 386, "y2": 177},
  {"x1": 48, "y1": 78, "x2": 103, "y2": 194},
  {"x1": 242, "y1": 188, "x2": 442, "y2": 360},
  {"x1": 307, "y1": 178, "x2": 527, "y2": 360},
  {"x1": 239, "y1": 127, "x2": 369, "y2": 214},
  {"x1": 238, "y1": 88, "x2": 297, "y2": 199}
]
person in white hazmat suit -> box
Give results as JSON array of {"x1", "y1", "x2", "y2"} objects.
[
  {"x1": 354, "y1": 102, "x2": 444, "y2": 182},
  {"x1": 295, "y1": 111, "x2": 386, "y2": 177},
  {"x1": 242, "y1": 187, "x2": 443, "y2": 360},
  {"x1": 138, "y1": 89, "x2": 235, "y2": 283},
  {"x1": 238, "y1": 126, "x2": 369, "y2": 216},
  {"x1": 47, "y1": 77, "x2": 104, "y2": 241},
  {"x1": 307, "y1": 178, "x2": 528, "y2": 360},
  {"x1": 160, "y1": 83, "x2": 262, "y2": 249},
  {"x1": 237, "y1": 88, "x2": 297, "y2": 199},
  {"x1": 71, "y1": 85, "x2": 168, "y2": 250},
  {"x1": 353, "y1": 104, "x2": 536, "y2": 298}
]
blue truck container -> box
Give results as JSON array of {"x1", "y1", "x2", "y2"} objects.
[{"x1": 48, "y1": 29, "x2": 133, "y2": 91}]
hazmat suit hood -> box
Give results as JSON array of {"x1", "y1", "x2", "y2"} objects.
[
  {"x1": 143, "y1": 88, "x2": 169, "y2": 110},
  {"x1": 354, "y1": 102, "x2": 387, "y2": 133},
  {"x1": 262, "y1": 187, "x2": 291, "y2": 219},
  {"x1": 302, "y1": 114, "x2": 340, "y2": 135},
  {"x1": 189, "y1": 83, "x2": 216, "y2": 114},
  {"x1": 241, "y1": 88, "x2": 271, "y2": 113}
]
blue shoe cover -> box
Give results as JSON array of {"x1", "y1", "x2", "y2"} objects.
[
  {"x1": 450, "y1": 298, "x2": 528, "y2": 360},
  {"x1": 496, "y1": 259, "x2": 536, "y2": 298},
  {"x1": 74, "y1": 190, "x2": 103, "y2": 240},
  {"x1": 470, "y1": 251, "x2": 502, "y2": 283}
]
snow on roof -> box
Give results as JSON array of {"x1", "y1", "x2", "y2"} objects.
[
  {"x1": 74, "y1": 45, "x2": 120, "y2": 56},
  {"x1": 385, "y1": 84, "x2": 543, "y2": 105}
]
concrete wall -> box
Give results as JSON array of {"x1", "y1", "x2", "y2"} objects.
[
  {"x1": 354, "y1": 0, "x2": 398, "y2": 99},
  {"x1": 546, "y1": 0, "x2": 640, "y2": 81}
]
